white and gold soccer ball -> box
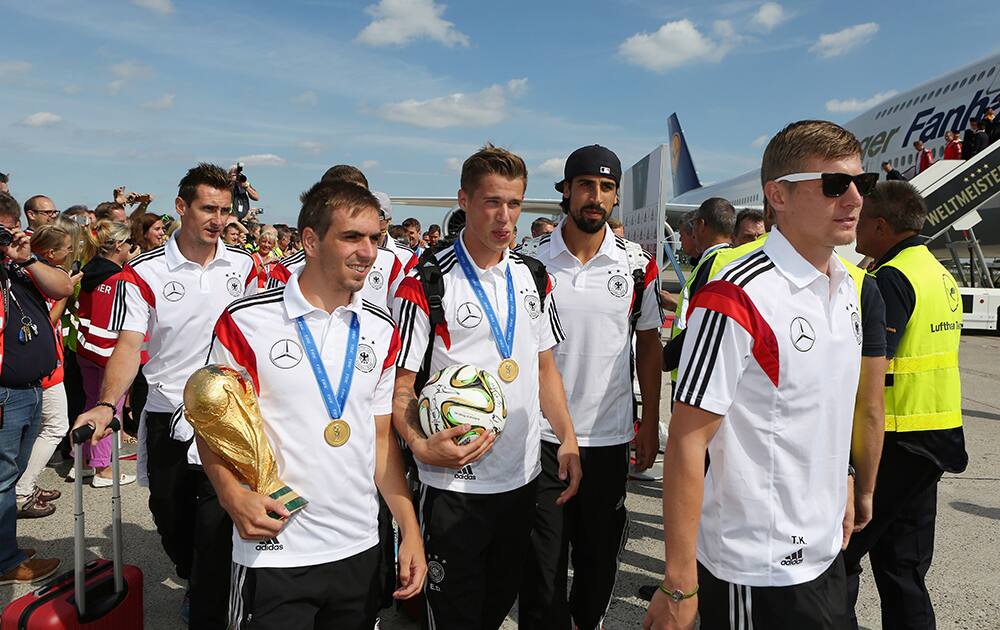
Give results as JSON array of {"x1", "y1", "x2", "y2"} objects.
[{"x1": 417, "y1": 364, "x2": 507, "y2": 446}]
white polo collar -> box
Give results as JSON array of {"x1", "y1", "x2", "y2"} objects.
[
  {"x1": 764, "y1": 227, "x2": 848, "y2": 290},
  {"x1": 282, "y1": 266, "x2": 364, "y2": 321},
  {"x1": 550, "y1": 218, "x2": 617, "y2": 264},
  {"x1": 164, "y1": 235, "x2": 230, "y2": 271}
]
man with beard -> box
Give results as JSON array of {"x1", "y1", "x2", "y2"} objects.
[{"x1": 516, "y1": 145, "x2": 663, "y2": 630}]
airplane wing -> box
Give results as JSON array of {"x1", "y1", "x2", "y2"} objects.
[{"x1": 390, "y1": 196, "x2": 562, "y2": 214}]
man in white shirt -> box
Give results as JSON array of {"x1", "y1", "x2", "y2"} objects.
[
  {"x1": 517, "y1": 145, "x2": 663, "y2": 630},
  {"x1": 74, "y1": 163, "x2": 259, "y2": 627},
  {"x1": 392, "y1": 144, "x2": 582, "y2": 630},
  {"x1": 199, "y1": 181, "x2": 425, "y2": 629},
  {"x1": 644, "y1": 120, "x2": 878, "y2": 629}
]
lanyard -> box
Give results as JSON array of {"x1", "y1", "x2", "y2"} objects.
[
  {"x1": 294, "y1": 313, "x2": 359, "y2": 420},
  {"x1": 453, "y1": 239, "x2": 516, "y2": 359}
]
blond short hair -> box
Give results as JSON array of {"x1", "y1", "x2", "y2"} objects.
[{"x1": 760, "y1": 120, "x2": 862, "y2": 187}]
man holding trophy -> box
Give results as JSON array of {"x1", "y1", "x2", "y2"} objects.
[{"x1": 190, "y1": 181, "x2": 425, "y2": 629}]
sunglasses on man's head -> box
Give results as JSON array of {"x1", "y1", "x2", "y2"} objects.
[{"x1": 774, "y1": 172, "x2": 879, "y2": 198}]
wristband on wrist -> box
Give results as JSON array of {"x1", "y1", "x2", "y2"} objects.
[
  {"x1": 94, "y1": 401, "x2": 117, "y2": 416},
  {"x1": 658, "y1": 582, "x2": 699, "y2": 602}
]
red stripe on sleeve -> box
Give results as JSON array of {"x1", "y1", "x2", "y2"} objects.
[
  {"x1": 395, "y1": 276, "x2": 429, "y2": 314},
  {"x1": 687, "y1": 280, "x2": 780, "y2": 387},
  {"x1": 245, "y1": 264, "x2": 259, "y2": 288},
  {"x1": 383, "y1": 327, "x2": 401, "y2": 373},
  {"x1": 388, "y1": 256, "x2": 402, "y2": 287},
  {"x1": 643, "y1": 256, "x2": 658, "y2": 287},
  {"x1": 121, "y1": 265, "x2": 156, "y2": 308},
  {"x1": 403, "y1": 253, "x2": 418, "y2": 274},
  {"x1": 213, "y1": 310, "x2": 260, "y2": 395}
]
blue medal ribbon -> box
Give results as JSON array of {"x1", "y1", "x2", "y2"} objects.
[
  {"x1": 453, "y1": 239, "x2": 516, "y2": 360},
  {"x1": 295, "y1": 313, "x2": 359, "y2": 420}
]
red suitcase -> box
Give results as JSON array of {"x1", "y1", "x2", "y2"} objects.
[{"x1": 2, "y1": 421, "x2": 144, "y2": 629}]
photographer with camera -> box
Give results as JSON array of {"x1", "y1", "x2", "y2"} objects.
[
  {"x1": 229, "y1": 163, "x2": 260, "y2": 221},
  {"x1": 0, "y1": 192, "x2": 75, "y2": 585}
]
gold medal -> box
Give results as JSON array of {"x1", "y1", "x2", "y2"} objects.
[
  {"x1": 324, "y1": 419, "x2": 351, "y2": 447},
  {"x1": 497, "y1": 358, "x2": 519, "y2": 383}
]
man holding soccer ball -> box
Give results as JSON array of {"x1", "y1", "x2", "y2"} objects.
[{"x1": 392, "y1": 144, "x2": 583, "y2": 630}]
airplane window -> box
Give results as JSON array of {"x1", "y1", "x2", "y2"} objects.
[
  {"x1": 960, "y1": 78, "x2": 967, "y2": 87},
  {"x1": 935, "y1": 88, "x2": 942, "y2": 97},
  {"x1": 978, "y1": 71, "x2": 985, "y2": 81},
  {"x1": 989, "y1": 67, "x2": 996, "y2": 77},
  {"x1": 952, "y1": 81, "x2": 959, "y2": 90}
]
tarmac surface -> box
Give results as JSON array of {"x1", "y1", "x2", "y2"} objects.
[{"x1": 4, "y1": 334, "x2": 1000, "y2": 629}]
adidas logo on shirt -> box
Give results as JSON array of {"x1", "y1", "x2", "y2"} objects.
[
  {"x1": 255, "y1": 537, "x2": 284, "y2": 552},
  {"x1": 780, "y1": 548, "x2": 803, "y2": 566},
  {"x1": 454, "y1": 465, "x2": 476, "y2": 480}
]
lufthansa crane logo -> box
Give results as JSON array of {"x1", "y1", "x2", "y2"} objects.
[
  {"x1": 162, "y1": 281, "x2": 186, "y2": 302},
  {"x1": 943, "y1": 274, "x2": 960, "y2": 312},
  {"x1": 456, "y1": 302, "x2": 483, "y2": 329},
  {"x1": 269, "y1": 339, "x2": 303, "y2": 369},
  {"x1": 790, "y1": 317, "x2": 815, "y2": 352}
]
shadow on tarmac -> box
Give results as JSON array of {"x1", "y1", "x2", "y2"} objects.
[{"x1": 950, "y1": 501, "x2": 1000, "y2": 520}]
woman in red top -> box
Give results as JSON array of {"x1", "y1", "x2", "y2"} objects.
[
  {"x1": 943, "y1": 130, "x2": 963, "y2": 160},
  {"x1": 15, "y1": 225, "x2": 78, "y2": 516},
  {"x1": 76, "y1": 221, "x2": 138, "y2": 487}
]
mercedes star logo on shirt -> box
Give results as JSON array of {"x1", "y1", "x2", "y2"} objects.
[
  {"x1": 789, "y1": 316, "x2": 815, "y2": 352},
  {"x1": 269, "y1": 339, "x2": 303, "y2": 369},
  {"x1": 456, "y1": 302, "x2": 483, "y2": 328},
  {"x1": 162, "y1": 281, "x2": 186, "y2": 302}
]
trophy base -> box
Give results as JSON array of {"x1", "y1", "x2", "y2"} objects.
[{"x1": 266, "y1": 485, "x2": 308, "y2": 519}]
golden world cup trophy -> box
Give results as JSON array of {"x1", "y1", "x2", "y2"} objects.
[{"x1": 184, "y1": 364, "x2": 307, "y2": 517}]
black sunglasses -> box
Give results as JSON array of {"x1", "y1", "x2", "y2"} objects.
[{"x1": 775, "y1": 172, "x2": 879, "y2": 198}]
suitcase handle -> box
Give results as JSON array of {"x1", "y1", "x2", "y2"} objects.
[{"x1": 73, "y1": 417, "x2": 125, "y2": 617}]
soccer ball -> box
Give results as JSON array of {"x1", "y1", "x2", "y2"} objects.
[{"x1": 418, "y1": 364, "x2": 507, "y2": 446}]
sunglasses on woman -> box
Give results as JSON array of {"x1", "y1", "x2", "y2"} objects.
[{"x1": 774, "y1": 172, "x2": 879, "y2": 198}]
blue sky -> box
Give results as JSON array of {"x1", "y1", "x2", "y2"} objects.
[{"x1": 1, "y1": 0, "x2": 998, "y2": 230}]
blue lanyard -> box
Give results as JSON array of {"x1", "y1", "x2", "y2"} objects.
[
  {"x1": 294, "y1": 313, "x2": 359, "y2": 420},
  {"x1": 453, "y1": 239, "x2": 516, "y2": 359}
]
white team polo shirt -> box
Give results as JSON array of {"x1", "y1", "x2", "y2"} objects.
[
  {"x1": 393, "y1": 231, "x2": 565, "y2": 494},
  {"x1": 209, "y1": 269, "x2": 398, "y2": 568},
  {"x1": 527, "y1": 221, "x2": 662, "y2": 446},
  {"x1": 382, "y1": 237, "x2": 419, "y2": 276},
  {"x1": 115, "y1": 237, "x2": 258, "y2": 465},
  {"x1": 268, "y1": 247, "x2": 406, "y2": 311},
  {"x1": 675, "y1": 227, "x2": 862, "y2": 587}
]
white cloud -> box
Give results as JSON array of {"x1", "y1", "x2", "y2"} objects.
[
  {"x1": 751, "y1": 3, "x2": 786, "y2": 32},
  {"x1": 130, "y1": 0, "x2": 175, "y2": 15},
  {"x1": 362, "y1": 160, "x2": 379, "y2": 170},
  {"x1": 295, "y1": 140, "x2": 325, "y2": 154},
  {"x1": 810, "y1": 23, "x2": 878, "y2": 58},
  {"x1": 357, "y1": 0, "x2": 469, "y2": 48},
  {"x1": 110, "y1": 60, "x2": 154, "y2": 79},
  {"x1": 238, "y1": 153, "x2": 287, "y2": 167},
  {"x1": 825, "y1": 89, "x2": 898, "y2": 113},
  {"x1": 444, "y1": 157, "x2": 463, "y2": 174},
  {"x1": 63, "y1": 84, "x2": 82, "y2": 95},
  {"x1": 142, "y1": 92, "x2": 175, "y2": 110},
  {"x1": 751, "y1": 135, "x2": 769, "y2": 148},
  {"x1": 292, "y1": 90, "x2": 318, "y2": 106},
  {"x1": 20, "y1": 112, "x2": 63, "y2": 127},
  {"x1": 107, "y1": 79, "x2": 126, "y2": 95},
  {"x1": 0, "y1": 61, "x2": 31, "y2": 78},
  {"x1": 378, "y1": 78, "x2": 527, "y2": 128},
  {"x1": 619, "y1": 19, "x2": 738, "y2": 72},
  {"x1": 536, "y1": 158, "x2": 564, "y2": 178}
]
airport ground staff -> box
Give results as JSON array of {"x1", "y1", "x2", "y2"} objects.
[
  {"x1": 516, "y1": 145, "x2": 663, "y2": 630},
  {"x1": 391, "y1": 144, "x2": 582, "y2": 630},
  {"x1": 664, "y1": 198, "x2": 735, "y2": 377},
  {"x1": 644, "y1": 120, "x2": 878, "y2": 629},
  {"x1": 200, "y1": 182, "x2": 424, "y2": 629},
  {"x1": 846, "y1": 180, "x2": 967, "y2": 630}
]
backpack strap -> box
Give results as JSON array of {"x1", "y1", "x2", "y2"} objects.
[{"x1": 413, "y1": 249, "x2": 446, "y2": 390}]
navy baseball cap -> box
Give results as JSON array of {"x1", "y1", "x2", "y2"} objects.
[{"x1": 554, "y1": 145, "x2": 622, "y2": 193}]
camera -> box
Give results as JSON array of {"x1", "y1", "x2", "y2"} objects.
[
  {"x1": 235, "y1": 162, "x2": 247, "y2": 184},
  {"x1": 0, "y1": 225, "x2": 13, "y2": 248}
]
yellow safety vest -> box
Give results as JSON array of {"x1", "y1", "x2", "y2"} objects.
[{"x1": 877, "y1": 245, "x2": 963, "y2": 432}]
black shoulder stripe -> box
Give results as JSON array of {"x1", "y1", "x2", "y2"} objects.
[
  {"x1": 227, "y1": 288, "x2": 284, "y2": 314},
  {"x1": 361, "y1": 299, "x2": 395, "y2": 327},
  {"x1": 128, "y1": 248, "x2": 166, "y2": 267},
  {"x1": 737, "y1": 262, "x2": 775, "y2": 288},
  {"x1": 225, "y1": 245, "x2": 253, "y2": 259},
  {"x1": 280, "y1": 251, "x2": 306, "y2": 266},
  {"x1": 720, "y1": 251, "x2": 767, "y2": 283}
]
